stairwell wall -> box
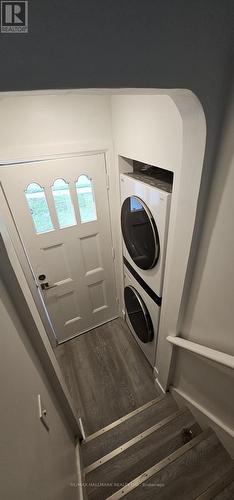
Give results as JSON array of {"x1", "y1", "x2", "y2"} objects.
[
  {"x1": 0, "y1": 235, "x2": 79, "y2": 499},
  {"x1": 172, "y1": 88, "x2": 234, "y2": 455}
]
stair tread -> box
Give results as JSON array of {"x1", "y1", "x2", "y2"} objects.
[
  {"x1": 124, "y1": 432, "x2": 232, "y2": 499},
  {"x1": 82, "y1": 394, "x2": 178, "y2": 467},
  {"x1": 196, "y1": 466, "x2": 234, "y2": 499},
  {"x1": 214, "y1": 478, "x2": 234, "y2": 500},
  {"x1": 86, "y1": 409, "x2": 201, "y2": 499}
]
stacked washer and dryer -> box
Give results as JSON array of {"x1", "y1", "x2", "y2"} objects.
[{"x1": 120, "y1": 167, "x2": 172, "y2": 367}]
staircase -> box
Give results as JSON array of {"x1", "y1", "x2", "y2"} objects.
[{"x1": 81, "y1": 394, "x2": 234, "y2": 499}]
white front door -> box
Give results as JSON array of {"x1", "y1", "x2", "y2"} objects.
[{"x1": 1, "y1": 154, "x2": 118, "y2": 342}]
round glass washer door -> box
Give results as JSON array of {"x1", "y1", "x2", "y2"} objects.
[
  {"x1": 121, "y1": 196, "x2": 160, "y2": 270},
  {"x1": 124, "y1": 285, "x2": 154, "y2": 343}
]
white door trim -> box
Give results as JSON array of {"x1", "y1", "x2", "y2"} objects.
[{"x1": 0, "y1": 145, "x2": 109, "y2": 166}]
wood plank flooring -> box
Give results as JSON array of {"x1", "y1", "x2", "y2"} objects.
[{"x1": 55, "y1": 318, "x2": 159, "y2": 435}]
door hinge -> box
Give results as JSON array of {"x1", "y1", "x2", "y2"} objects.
[{"x1": 112, "y1": 247, "x2": 115, "y2": 260}]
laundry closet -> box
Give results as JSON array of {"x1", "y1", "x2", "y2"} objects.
[{"x1": 120, "y1": 163, "x2": 173, "y2": 365}]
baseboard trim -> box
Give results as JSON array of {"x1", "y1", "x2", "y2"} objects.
[{"x1": 170, "y1": 386, "x2": 234, "y2": 458}]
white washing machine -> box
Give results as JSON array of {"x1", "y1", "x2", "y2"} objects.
[
  {"x1": 120, "y1": 172, "x2": 172, "y2": 298},
  {"x1": 124, "y1": 265, "x2": 160, "y2": 367}
]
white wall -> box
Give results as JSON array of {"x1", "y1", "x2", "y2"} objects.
[
  {"x1": 172, "y1": 91, "x2": 234, "y2": 444},
  {"x1": 0, "y1": 241, "x2": 78, "y2": 500},
  {"x1": 111, "y1": 94, "x2": 182, "y2": 171},
  {"x1": 0, "y1": 92, "x2": 112, "y2": 162}
]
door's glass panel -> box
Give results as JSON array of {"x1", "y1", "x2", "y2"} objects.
[
  {"x1": 52, "y1": 178, "x2": 76, "y2": 229},
  {"x1": 25, "y1": 183, "x2": 54, "y2": 234},
  {"x1": 76, "y1": 175, "x2": 97, "y2": 223}
]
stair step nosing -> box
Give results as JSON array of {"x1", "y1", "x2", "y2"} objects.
[
  {"x1": 84, "y1": 407, "x2": 190, "y2": 475},
  {"x1": 105, "y1": 428, "x2": 213, "y2": 500},
  {"x1": 83, "y1": 394, "x2": 165, "y2": 443}
]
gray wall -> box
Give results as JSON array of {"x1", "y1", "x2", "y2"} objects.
[{"x1": 0, "y1": 239, "x2": 77, "y2": 500}]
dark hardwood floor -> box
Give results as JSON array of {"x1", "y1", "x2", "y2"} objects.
[{"x1": 55, "y1": 318, "x2": 159, "y2": 435}]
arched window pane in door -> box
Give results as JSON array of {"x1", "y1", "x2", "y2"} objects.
[
  {"x1": 25, "y1": 183, "x2": 54, "y2": 234},
  {"x1": 52, "y1": 178, "x2": 76, "y2": 229},
  {"x1": 76, "y1": 175, "x2": 97, "y2": 223}
]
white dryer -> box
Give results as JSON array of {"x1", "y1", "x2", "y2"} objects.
[
  {"x1": 124, "y1": 265, "x2": 160, "y2": 367},
  {"x1": 120, "y1": 172, "x2": 171, "y2": 298}
]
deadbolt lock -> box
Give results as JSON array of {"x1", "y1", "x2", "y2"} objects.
[{"x1": 38, "y1": 274, "x2": 46, "y2": 281}]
